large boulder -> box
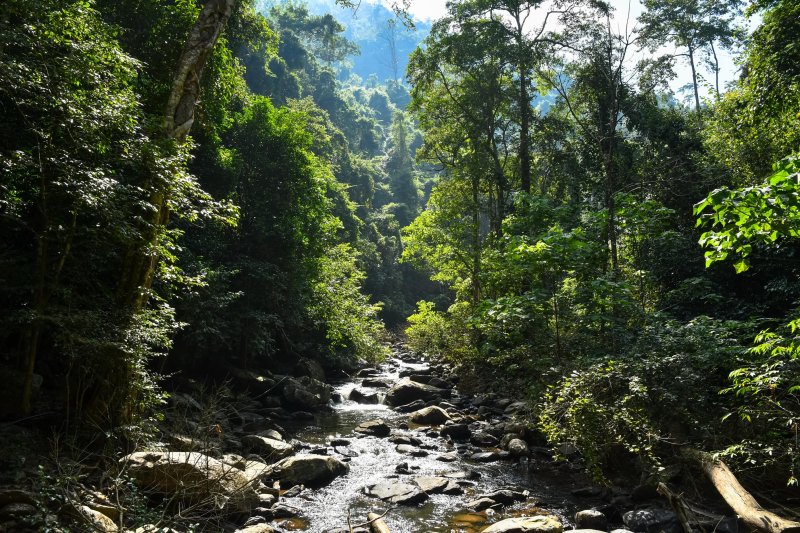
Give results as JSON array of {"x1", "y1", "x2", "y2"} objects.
[
  {"x1": 118, "y1": 452, "x2": 260, "y2": 512},
  {"x1": 294, "y1": 358, "x2": 326, "y2": 382},
  {"x1": 242, "y1": 435, "x2": 293, "y2": 460},
  {"x1": 228, "y1": 368, "x2": 276, "y2": 396},
  {"x1": 267, "y1": 454, "x2": 348, "y2": 487},
  {"x1": 385, "y1": 378, "x2": 450, "y2": 406},
  {"x1": 481, "y1": 515, "x2": 563, "y2": 533},
  {"x1": 409, "y1": 406, "x2": 451, "y2": 425},
  {"x1": 281, "y1": 376, "x2": 332, "y2": 410},
  {"x1": 349, "y1": 388, "x2": 381, "y2": 404}
]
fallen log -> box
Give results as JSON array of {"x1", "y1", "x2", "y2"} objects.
[
  {"x1": 368, "y1": 511, "x2": 391, "y2": 533},
  {"x1": 681, "y1": 447, "x2": 800, "y2": 533}
]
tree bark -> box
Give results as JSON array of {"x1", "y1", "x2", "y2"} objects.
[
  {"x1": 688, "y1": 45, "x2": 701, "y2": 113},
  {"x1": 681, "y1": 448, "x2": 800, "y2": 533},
  {"x1": 368, "y1": 512, "x2": 391, "y2": 533},
  {"x1": 95, "y1": 0, "x2": 235, "y2": 426},
  {"x1": 165, "y1": 0, "x2": 235, "y2": 142}
]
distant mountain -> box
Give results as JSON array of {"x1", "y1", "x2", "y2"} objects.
[{"x1": 258, "y1": 0, "x2": 431, "y2": 83}]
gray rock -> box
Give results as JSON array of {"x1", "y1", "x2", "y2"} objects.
[
  {"x1": 623, "y1": 509, "x2": 681, "y2": 533},
  {"x1": 362, "y1": 378, "x2": 390, "y2": 388},
  {"x1": 395, "y1": 399, "x2": 427, "y2": 413},
  {"x1": 355, "y1": 419, "x2": 390, "y2": 437},
  {"x1": 242, "y1": 435, "x2": 293, "y2": 460},
  {"x1": 409, "y1": 406, "x2": 451, "y2": 425},
  {"x1": 365, "y1": 480, "x2": 429, "y2": 505},
  {"x1": 294, "y1": 358, "x2": 326, "y2": 382},
  {"x1": 234, "y1": 525, "x2": 276, "y2": 533},
  {"x1": 282, "y1": 376, "x2": 331, "y2": 410},
  {"x1": 470, "y1": 451, "x2": 509, "y2": 462},
  {"x1": 413, "y1": 476, "x2": 450, "y2": 494},
  {"x1": 386, "y1": 378, "x2": 451, "y2": 406},
  {"x1": 471, "y1": 431, "x2": 500, "y2": 447},
  {"x1": 441, "y1": 423, "x2": 471, "y2": 441},
  {"x1": 268, "y1": 454, "x2": 348, "y2": 487},
  {"x1": 389, "y1": 434, "x2": 422, "y2": 445},
  {"x1": 481, "y1": 516, "x2": 563, "y2": 533},
  {"x1": 466, "y1": 497, "x2": 497, "y2": 511},
  {"x1": 476, "y1": 489, "x2": 527, "y2": 505},
  {"x1": 507, "y1": 438, "x2": 530, "y2": 457},
  {"x1": 572, "y1": 486, "x2": 604, "y2": 498},
  {"x1": 119, "y1": 451, "x2": 260, "y2": 512},
  {"x1": 576, "y1": 509, "x2": 609, "y2": 531},
  {"x1": 0, "y1": 502, "x2": 36, "y2": 521},
  {"x1": 349, "y1": 388, "x2": 381, "y2": 404},
  {"x1": 259, "y1": 429, "x2": 284, "y2": 441}
]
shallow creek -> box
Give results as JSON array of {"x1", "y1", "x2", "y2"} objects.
[{"x1": 278, "y1": 354, "x2": 584, "y2": 533}]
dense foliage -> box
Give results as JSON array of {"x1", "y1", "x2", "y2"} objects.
[
  {"x1": 0, "y1": 0, "x2": 428, "y2": 428},
  {"x1": 402, "y1": 0, "x2": 800, "y2": 485},
  {"x1": 1, "y1": 0, "x2": 799, "y2": 496}
]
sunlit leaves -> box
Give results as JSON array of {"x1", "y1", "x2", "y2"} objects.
[{"x1": 695, "y1": 152, "x2": 800, "y2": 271}]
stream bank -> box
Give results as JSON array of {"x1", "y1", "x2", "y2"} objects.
[{"x1": 0, "y1": 342, "x2": 715, "y2": 533}]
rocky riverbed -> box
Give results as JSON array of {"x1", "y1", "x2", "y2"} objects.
[{"x1": 0, "y1": 342, "x2": 715, "y2": 533}]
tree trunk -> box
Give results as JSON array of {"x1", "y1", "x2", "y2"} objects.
[
  {"x1": 164, "y1": 0, "x2": 235, "y2": 142},
  {"x1": 519, "y1": 67, "x2": 531, "y2": 194},
  {"x1": 471, "y1": 175, "x2": 481, "y2": 305},
  {"x1": 93, "y1": 0, "x2": 235, "y2": 426},
  {"x1": 681, "y1": 448, "x2": 800, "y2": 533},
  {"x1": 710, "y1": 41, "x2": 721, "y2": 100},
  {"x1": 688, "y1": 45, "x2": 701, "y2": 113}
]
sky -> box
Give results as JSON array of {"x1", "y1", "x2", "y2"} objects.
[{"x1": 373, "y1": 0, "x2": 746, "y2": 102}]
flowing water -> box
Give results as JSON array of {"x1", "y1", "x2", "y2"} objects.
[{"x1": 278, "y1": 354, "x2": 583, "y2": 533}]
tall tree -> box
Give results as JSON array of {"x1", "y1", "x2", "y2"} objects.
[
  {"x1": 451, "y1": 0, "x2": 581, "y2": 194},
  {"x1": 638, "y1": 0, "x2": 743, "y2": 111}
]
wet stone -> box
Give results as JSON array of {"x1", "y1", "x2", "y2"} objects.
[
  {"x1": 413, "y1": 476, "x2": 450, "y2": 494},
  {"x1": 362, "y1": 378, "x2": 390, "y2": 388},
  {"x1": 349, "y1": 388, "x2": 381, "y2": 404},
  {"x1": 364, "y1": 480, "x2": 429, "y2": 505},
  {"x1": 395, "y1": 399, "x2": 426, "y2": 413},
  {"x1": 470, "y1": 450, "x2": 510, "y2": 462},
  {"x1": 333, "y1": 446, "x2": 358, "y2": 457},
  {"x1": 471, "y1": 431, "x2": 500, "y2": 447},
  {"x1": 482, "y1": 515, "x2": 563, "y2": 533},
  {"x1": 466, "y1": 497, "x2": 499, "y2": 511},
  {"x1": 440, "y1": 423, "x2": 471, "y2": 441},
  {"x1": 389, "y1": 434, "x2": 422, "y2": 445},
  {"x1": 354, "y1": 419, "x2": 390, "y2": 437},
  {"x1": 476, "y1": 489, "x2": 528, "y2": 505}
]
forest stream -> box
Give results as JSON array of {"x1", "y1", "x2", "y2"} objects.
[{"x1": 267, "y1": 343, "x2": 594, "y2": 533}]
